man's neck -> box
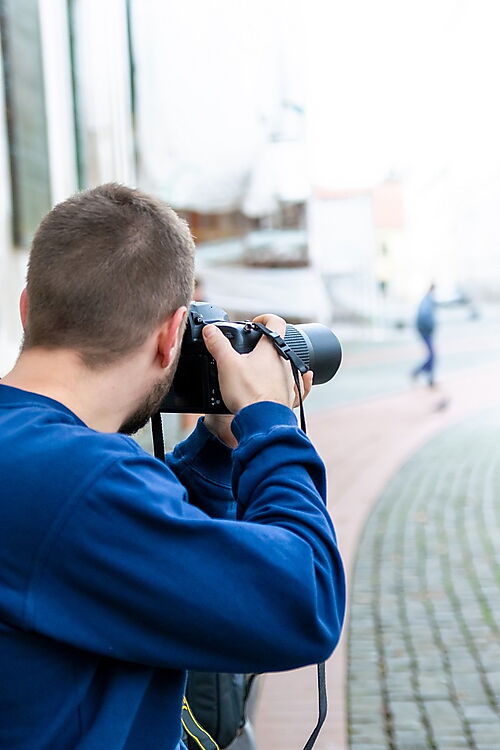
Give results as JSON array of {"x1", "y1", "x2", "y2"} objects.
[{"x1": 2, "y1": 348, "x2": 146, "y2": 433}]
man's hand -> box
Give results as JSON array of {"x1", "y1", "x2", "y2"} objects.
[
  {"x1": 292, "y1": 370, "x2": 313, "y2": 408},
  {"x1": 202, "y1": 314, "x2": 311, "y2": 414},
  {"x1": 203, "y1": 414, "x2": 237, "y2": 449},
  {"x1": 204, "y1": 372, "x2": 312, "y2": 447}
]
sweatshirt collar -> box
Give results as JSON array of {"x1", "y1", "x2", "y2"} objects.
[{"x1": 0, "y1": 382, "x2": 86, "y2": 425}]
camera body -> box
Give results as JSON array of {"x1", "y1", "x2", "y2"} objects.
[
  {"x1": 160, "y1": 303, "x2": 259, "y2": 414},
  {"x1": 160, "y1": 302, "x2": 342, "y2": 414}
]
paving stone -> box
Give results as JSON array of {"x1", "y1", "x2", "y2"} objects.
[
  {"x1": 349, "y1": 727, "x2": 387, "y2": 743},
  {"x1": 348, "y1": 409, "x2": 500, "y2": 750},
  {"x1": 396, "y1": 739, "x2": 430, "y2": 750},
  {"x1": 461, "y1": 704, "x2": 499, "y2": 724}
]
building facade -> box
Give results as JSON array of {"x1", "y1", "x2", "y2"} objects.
[
  {"x1": 0, "y1": 0, "x2": 309, "y2": 371},
  {"x1": 0, "y1": 0, "x2": 137, "y2": 371}
]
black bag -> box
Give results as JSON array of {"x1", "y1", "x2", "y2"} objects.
[{"x1": 182, "y1": 672, "x2": 255, "y2": 749}]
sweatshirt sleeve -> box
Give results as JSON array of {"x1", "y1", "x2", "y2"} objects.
[
  {"x1": 26, "y1": 404, "x2": 345, "y2": 675},
  {"x1": 165, "y1": 418, "x2": 235, "y2": 519}
]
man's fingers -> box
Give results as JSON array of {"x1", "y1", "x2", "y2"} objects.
[
  {"x1": 292, "y1": 371, "x2": 313, "y2": 408},
  {"x1": 206, "y1": 312, "x2": 302, "y2": 412},
  {"x1": 303, "y1": 371, "x2": 313, "y2": 397},
  {"x1": 202, "y1": 324, "x2": 235, "y2": 363},
  {"x1": 252, "y1": 313, "x2": 287, "y2": 338},
  {"x1": 252, "y1": 314, "x2": 288, "y2": 358}
]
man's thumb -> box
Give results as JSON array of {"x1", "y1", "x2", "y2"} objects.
[{"x1": 202, "y1": 324, "x2": 234, "y2": 361}]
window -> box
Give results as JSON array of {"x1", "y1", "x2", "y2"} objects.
[{"x1": 0, "y1": 0, "x2": 51, "y2": 247}]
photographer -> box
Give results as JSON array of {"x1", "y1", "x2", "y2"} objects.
[{"x1": 0, "y1": 184, "x2": 345, "y2": 750}]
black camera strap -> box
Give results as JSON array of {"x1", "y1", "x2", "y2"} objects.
[
  {"x1": 252, "y1": 323, "x2": 308, "y2": 432},
  {"x1": 150, "y1": 324, "x2": 328, "y2": 750},
  {"x1": 252, "y1": 322, "x2": 328, "y2": 750},
  {"x1": 252, "y1": 323, "x2": 309, "y2": 376},
  {"x1": 151, "y1": 411, "x2": 165, "y2": 462}
]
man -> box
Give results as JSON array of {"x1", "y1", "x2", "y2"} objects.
[
  {"x1": 412, "y1": 283, "x2": 437, "y2": 387},
  {"x1": 0, "y1": 184, "x2": 345, "y2": 750}
]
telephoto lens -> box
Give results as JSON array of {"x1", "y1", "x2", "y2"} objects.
[{"x1": 283, "y1": 323, "x2": 342, "y2": 385}]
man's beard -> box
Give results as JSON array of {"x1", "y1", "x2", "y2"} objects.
[{"x1": 118, "y1": 353, "x2": 180, "y2": 436}]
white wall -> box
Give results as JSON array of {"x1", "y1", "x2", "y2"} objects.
[
  {"x1": 39, "y1": 0, "x2": 78, "y2": 204},
  {"x1": 0, "y1": 32, "x2": 25, "y2": 372},
  {"x1": 71, "y1": 0, "x2": 135, "y2": 186},
  {"x1": 0, "y1": 0, "x2": 81, "y2": 373},
  {"x1": 0, "y1": 0, "x2": 138, "y2": 374},
  {"x1": 131, "y1": 0, "x2": 305, "y2": 212},
  {"x1": 308, "y1": 194, "x2": 377, "y2": 274},
  {"x1": 307, "y1": 194, "x2": 378, "y2": 319}
]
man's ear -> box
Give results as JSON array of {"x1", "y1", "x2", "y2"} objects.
[
  {"x1": 19, "y1": 288, "x2": 29, "y2": 329},
  {"x1": 157, "y1": 306, "x2": 187, "y2": 369}
]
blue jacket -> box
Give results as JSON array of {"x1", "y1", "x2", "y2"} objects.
[
  {"x1": 0, "y1": 384, "x2": 345, "y2": 749},
  {"x1": 416, "y1": 293, "x2": 436, "y2": 335}
]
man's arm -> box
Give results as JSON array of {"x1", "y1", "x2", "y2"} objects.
[
  {"x1": 26, "y1": 408, "x2": 345, "y2": 675},
  {"x1": 28, "y1": 314, "x2": 345, "y2": 674},
  {"x1": 165, "y1": 417, "x2": 235, "y2": 519}
]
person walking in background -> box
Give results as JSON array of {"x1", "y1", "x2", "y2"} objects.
[{"x1": 412, "y1": 284, "x2": 437, "y2": 387}]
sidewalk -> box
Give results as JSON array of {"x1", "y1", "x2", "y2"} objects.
[
  {"x1": 349, "y1": 403, "x2": 500, "y2": 750},
  {"x1": 254, "y1": 361, "x2": 500, "y2": 750}
]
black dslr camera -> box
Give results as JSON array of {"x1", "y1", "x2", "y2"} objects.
[{"x1": 160, "y1": 302, "x2": 342, "y2": 414}]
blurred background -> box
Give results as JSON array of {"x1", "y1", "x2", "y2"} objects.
[
  {"x1": 1, "y1": 2, "x2": 500, "y2": 749},
  {"x1": 2, "y1": 0, "x2": 500, "y2": 369}
]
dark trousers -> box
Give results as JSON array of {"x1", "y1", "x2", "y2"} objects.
[{"x1": 413, "y1": 330, "x2": 435, "y2": 384}]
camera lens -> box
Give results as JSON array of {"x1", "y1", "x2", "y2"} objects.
[{"x1": 284, "y1": 324, "x2": 342, "y2": 385}]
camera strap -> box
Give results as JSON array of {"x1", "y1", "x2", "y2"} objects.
[
  {"x1": 252, "y1": 323, "x2": 328, "y2": 750},
  {"x1": 152, "y1": 415, "x2": 223, "y2": 749},
  {"x1": 252, "y1": 322, "x2": 309, "y2": 376},
  {"x1": 150, "y1": 323, "x2": 328, "y2": 750}
]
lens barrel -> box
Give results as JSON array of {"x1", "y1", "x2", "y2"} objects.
[{"x1": 284, "y1": 324, "x2": 342, "y2": 384}]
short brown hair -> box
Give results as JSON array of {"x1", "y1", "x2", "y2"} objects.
[{"x1": 23, "y1": 183, "x2": 195, "y2": 366}]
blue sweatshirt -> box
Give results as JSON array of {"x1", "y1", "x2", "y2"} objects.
[
  {"x1": 0, "y1": 384, "x2": 345, "y2": 750},
  {"x1": 416, "y1": 293, "x2": 436, "y2": 335}
]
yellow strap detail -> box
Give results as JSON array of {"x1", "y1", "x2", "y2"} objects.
[
  {"x1": 181, "y1": 696, "x2": 220, "y2": 750},
  {"x1": 181, "y1": 720, "x2": 206, "y2": 750}
]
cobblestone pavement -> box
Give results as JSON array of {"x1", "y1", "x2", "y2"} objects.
[
  {"x1": 348, "y1": 407, "x2": 500, "y2": 750},
  {"x1": 255, "y1": 364, "x2": 500, "y2": 750}
]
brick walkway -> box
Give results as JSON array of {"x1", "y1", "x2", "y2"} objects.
[
  {"x1": 349, "y1": 408, "x2": 500, "y2": 750},
  {"x1": 254, "y1": 362, "x2": 500, "y2": 750}
]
